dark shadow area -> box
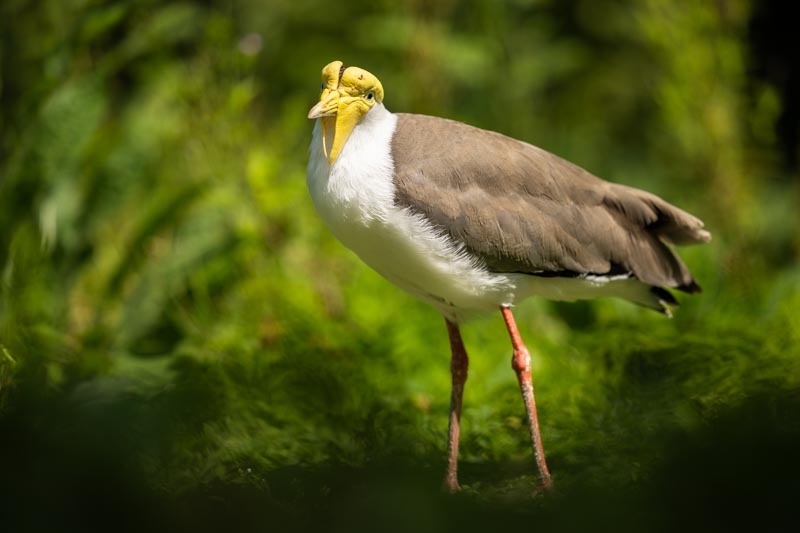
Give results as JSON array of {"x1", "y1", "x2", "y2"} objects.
[
  {"x1": 2, "y1": 379, "x2": 798, "y2": 533},
  {"x1": 749, "y1": 0, "x2": 800, "y2": 172}
]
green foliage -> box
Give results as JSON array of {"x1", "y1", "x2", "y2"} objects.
[{"x1": 1, "y1": 0, "x2": 798, "y2": 530}]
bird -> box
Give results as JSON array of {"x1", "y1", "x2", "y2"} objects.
[{"x1": 306, "y1": 60, "x2": 711, "y2": 493}]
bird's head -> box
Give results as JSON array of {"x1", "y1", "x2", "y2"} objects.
[{"x1": 308, "y1": 60, "x2": 384, "y2": 164}]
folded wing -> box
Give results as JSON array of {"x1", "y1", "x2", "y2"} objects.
[{"x1": 391, "y1": 114, "x2": 710, "y2": 293}]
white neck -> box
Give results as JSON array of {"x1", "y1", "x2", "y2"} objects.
[{"x1": 307, "y1": 104, "x2": 398, "y2": 224}]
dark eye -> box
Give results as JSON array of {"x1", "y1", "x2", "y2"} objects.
[
  {"x1": 366, "y1": 92, "x2": 374, "y2": 100},
  {"x1": 320, "y1": 83, "x2": 324, "y2": 90}
]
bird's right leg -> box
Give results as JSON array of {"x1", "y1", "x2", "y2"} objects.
[
  {"x1": 443, "y1": 318, "x2": 469, "y2": 493},
  {"x1": 500, "y1": 305, "x2": 553, "y2": 491}
]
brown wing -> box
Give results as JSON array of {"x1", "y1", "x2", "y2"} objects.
[{"x1": 390, "y1": 113, "x2": 710, "y2": 292}]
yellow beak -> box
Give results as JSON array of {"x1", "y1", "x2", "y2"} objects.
[
  {"x1": 308, "y1": 90, "x2": 339, "y2": 163},
  {"x1": 307, "y1": 90, "x2": 338, "y2": 120},
  {"x1": 308, "y1": 90, "x2": 368, "y2": 165}
]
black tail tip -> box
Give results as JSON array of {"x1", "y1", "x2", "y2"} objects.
[
  {"x1": 680, "y1": 280, "x2": 703, "y2": 294},
  {"x1": 651, "y1": 286, "x2": 679, "y2": 306}
]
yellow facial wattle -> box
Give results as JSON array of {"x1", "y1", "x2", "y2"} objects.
[{"x1": 307, "y1": 61, "x2": 384, "y2": 164}]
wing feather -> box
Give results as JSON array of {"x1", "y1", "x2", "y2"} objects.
[{"x1": 390, "y1": 114, "x2": 710, "y2": 292}]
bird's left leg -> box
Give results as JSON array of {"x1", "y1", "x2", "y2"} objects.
[
  {"x1": 443, "y1": 318, "x2": 469, "y2": 493},
  {"x1": 500, "y1": 305, "x2": 552, "y2": 491}
]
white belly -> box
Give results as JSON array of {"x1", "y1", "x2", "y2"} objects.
[{"x1": 325, "y1": 204, "x2": 518, "y2": 316}]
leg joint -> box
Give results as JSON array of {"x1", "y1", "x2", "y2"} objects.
[{"x1": 511, "y1": 347, "x2": 531, "y2": 374}]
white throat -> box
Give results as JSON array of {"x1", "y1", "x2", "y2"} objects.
[{"x1": 307, "y1": 103, "x2": 398, "y2": 228}]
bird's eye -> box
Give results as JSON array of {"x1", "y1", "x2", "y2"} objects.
[
  {"x1": 320, "y1": 83, "x2": 325, "y2": 90},
  {"x1": 366, "y1": 92, "x2": 374, "y2": 100}
]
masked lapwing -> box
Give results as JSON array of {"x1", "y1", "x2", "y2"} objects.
[{"x1": 306, "y1": 61, "x2": 711, "y2": 493}]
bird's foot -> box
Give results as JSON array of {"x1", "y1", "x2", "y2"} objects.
[
  {"x1": 535, "y1": 474, "x2": 553, "y2": 494},
  {"x1": 443, "y1": 474, "x2": 461, "y2": 493}
]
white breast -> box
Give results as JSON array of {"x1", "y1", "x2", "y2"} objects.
[{"x1": 306, "y1": 105, "x2": 518, "y2": 321}]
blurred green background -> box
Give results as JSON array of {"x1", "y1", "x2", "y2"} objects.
[{"x1": 1, "y1": 0, "x2": 798, "y2": 531}]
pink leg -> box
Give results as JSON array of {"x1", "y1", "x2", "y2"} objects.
[
  {"x1": 500, "y1": 305, "x2": 552, "y2": 491},
  {"x1": 443, "y1": 318, "x2": 469, "y2": 493}
]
